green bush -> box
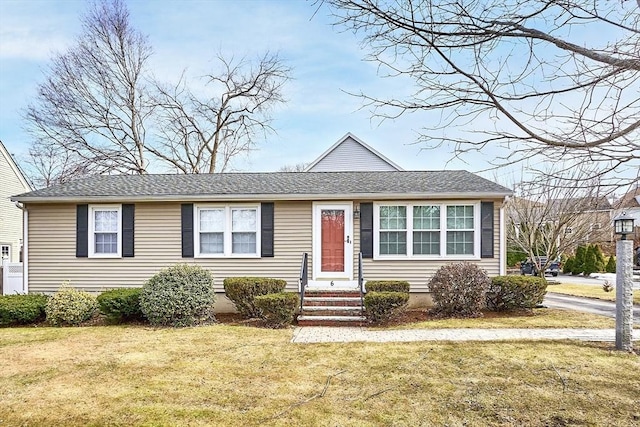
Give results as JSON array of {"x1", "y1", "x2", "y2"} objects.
[
  {"x1": 254, "y1": 292, "x2": 299, "y2": 328},
  {"x1": 507, "y1": 249, "x2": 528, "y2": 267},
  {"x1": 605, "y1": 256, "x2": 616, "y2": 273},
  {"x1": 97, "y1": 288, "x2": 144, "y2": 324},
  {"x1": 562, "y1": 257, "x2": 574, "y2": 274},
  {"x1": 583, "y1": 246, "x2": 598, "y2": 276},
  {"x1": 428, "y1": 263, "x2": 491, "y2": 317},
  {"x1": 365, "y1": 280, "x2": 410, "y2": 293},
  {"x1": 572, "y1": 245, "x2": 587, "y2": 275},
  {"x1": 0, "y1": 294, "x2": 48, "y2": 327},
  {"x1": 364, "y1": 291, "x2": 409, "y2": 324},
  {"x1": 223, "y1": 277, "x2": 287, "y2": 318},
  {"x1": 140, "y1": 264, "x2": 215, "y2": 327},
  {"x1": 486, "y1": 276, "x2": 548, "y2": 311},
  {"x1": 45, "y1": 285, "x2": 98, "y2": 326},
  {"x1": 592, "y1": 245, "x2": 606, "y2": 273}
]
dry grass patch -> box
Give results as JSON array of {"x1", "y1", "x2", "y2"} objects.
[
  {"x1": 548, "y1": 284, "x2": 640, "y2": 305},
  {"x1": 1, "y1": 325, "x2": 639, "y2": 426},
  {"x1": 382, "y1": 308, "x2": 615, "y2": 330}
]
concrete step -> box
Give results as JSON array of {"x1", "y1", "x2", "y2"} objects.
[
  {"x1": 301, "y1": 306, "x2": 363, "y2": 317},
  {"x1": 297, "y1": 315, "x2": 366, "y2": 327},
  {"x1": 303, "y1": 296, "x2": 362, "y2": 307},
  {"x1": 304, "y1": 290, "x2": 361, "y2": 298}
]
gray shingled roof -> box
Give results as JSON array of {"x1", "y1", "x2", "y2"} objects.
[{"x1": 12, "y1": 171, "x2": 512, "y2": 202}]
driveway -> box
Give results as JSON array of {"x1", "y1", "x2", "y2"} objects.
[
  {"x1": 545, "y1": 273, "x2": 640, "y2": 289},
  {"x1": 544, "y1": 292, "x2": 640, "y2": 325}
]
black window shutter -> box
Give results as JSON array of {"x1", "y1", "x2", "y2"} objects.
[
  {"x1": 181, "y1": 204, "x2": 194, "y2": 258},
  {"x1": 360, "y1": 203, "x2": 374, "y2": 258},
  {"x1": 76, "y1": 204, "x2": 89, "y2": 258},
  {"x1": 261, "y1": 202, "x2": 275, "y2": 257},
  {"x1": 122, "y1": 204, "x2": 135, "y2": 257},
  {"x1": 480, "y1": 202, "x2": 494, "y2": 258}
]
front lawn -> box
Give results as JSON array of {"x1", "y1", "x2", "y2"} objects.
[
  {"x1": 1, "y1": 325, "x2": 638, "y2": 426},
  {"x1": 388, "y1": 308, "x2": 615, "y2": 329},
  {"x1": 548, "y1": 284, "x2": 640, "y2": 305}
]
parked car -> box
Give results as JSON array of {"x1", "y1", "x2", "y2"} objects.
[{"x1": 520, "y1": 257, "x2": 560, "y2": 277}]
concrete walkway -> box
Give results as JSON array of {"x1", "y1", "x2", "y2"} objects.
[{"x1": 292, "y1": 327, "x2": 624, "y2": 344}]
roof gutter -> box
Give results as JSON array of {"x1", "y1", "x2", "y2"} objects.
[{"x1": 12, "y1": 191, "x2": 512, "y2": 204}]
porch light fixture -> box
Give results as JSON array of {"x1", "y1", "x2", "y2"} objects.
[
  {"x1": 353, "y1": 205, "x2": 360, "y2": 219},
  {"x1": 613, "y1": 212, "x2": 635, "y2": 240}
]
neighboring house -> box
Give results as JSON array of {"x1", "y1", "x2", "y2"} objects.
[
  {"x1": 305, "y1": 133, "x2": 403, "y2": 172},
  {"x1": 1, "y1": 141, "x2": 32, "y2": 262},
  {"x1": 613, "y1": 186, "x2": 640, "y2": 243},
  {"x1": 12, "y1": 134, "x2": 511, "y2": 310},
  {"x1": 548, "y1": 196, "x2": 614, "y2": 246}
]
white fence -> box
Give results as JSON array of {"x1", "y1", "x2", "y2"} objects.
[{"x1": 1, "y1": 260, "x2": 25, "y2": 295}]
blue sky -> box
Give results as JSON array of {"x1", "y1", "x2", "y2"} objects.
[{"x1": 0, "y1": 0, "x2": 516, "y2": 180}]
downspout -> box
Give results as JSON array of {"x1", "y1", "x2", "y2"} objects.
[
  {"x1": 499, "y1": 196, "x2": 509, "y2": 276},
  {"x1": 14, "y1": 202, "x2": 28, "y2": 294}
]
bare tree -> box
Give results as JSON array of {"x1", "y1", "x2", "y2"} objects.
[
  {"x1": 150, "y1": 53, "x2": 291, "y2": 173},
  {"x1": 277, "y1": 162, "x2": 309, "y2": 172},
  {"x1": 24, "y1": 0, "x2": 153, "y2": 177},
  {"x1": 506, "y1": 169, "x2": 612, "y2": 276},
  {"x1": 323, "y1": 0, "x2": 640, "y2": 187}
]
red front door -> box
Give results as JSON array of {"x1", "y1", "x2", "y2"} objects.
[{"x1": 321, "y1": 209, "x2": 345, "y2": 272}]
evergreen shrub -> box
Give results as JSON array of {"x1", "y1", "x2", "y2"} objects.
[
  {"x1": 223, "y1": 277, "x2": 287, "y2": 318},
  {"x1": 254, "y1": 292, "x2": 298, "y2": 328},
  {"x1": 140, "y1": 264, "x2": 215, "y2": 327}
]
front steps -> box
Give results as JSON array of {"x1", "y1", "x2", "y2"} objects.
[{"x1": 297, "y1": 289, "x2": 366, "y2": 327}]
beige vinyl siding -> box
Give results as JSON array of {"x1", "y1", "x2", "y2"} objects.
[
  {"x1": 1, "y1": 147, "x2": 30, "y2": 263},
  {"x1": 27, "y1": 201, "x2": 311, "y2": 293},
  {"x1": 308, "y1": 136, "x2": 398, "y2": 172},
  {"x1": 351, "y1": 200, "x2": 503, "y2": 292}
]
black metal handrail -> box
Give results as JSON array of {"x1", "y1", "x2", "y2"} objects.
[
  {"x1": 358, "y1": 252, "x2": 364, "y2": 314},
  {"x1": 299, "y1": 252, "x2": 308, "y2": 310}
]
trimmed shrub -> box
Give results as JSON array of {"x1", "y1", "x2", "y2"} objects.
[
  {"x1": 592, "y1": 245, "x2": 606, "y2": 273},
  {"x1": 605, "y1": 256, "x2": 616, "y2": 273},
  {"x1": 97, "y1": 288, "x2": 144, "y2": 324},
  {"x1": 223, "y1": 277, "x2": 287, "y2": 318},
  {"x1": 45, "y1": 285, "x2": 98, "y2": 326},
  {"x1": 254, "y1": 292, "x2": 299, "y2": 328},
  {"x1": 140, "y1": 264, "x2": 215, "y2": 327},
  {"x1": 486, "y1": 276, "x2": 548, "y2": 311},
  {"x1": 365, "y1": 280, "x2": 410, "y2": 293},
  {"x1": 364, "y1": 291, "x2": 409, "y2": 324},
  {"x1": 428, "y1": 263, "x2": 491, "y2": 317},
  {"x1": 0, "y1": 294, "x2": 48, "y2": 327}
]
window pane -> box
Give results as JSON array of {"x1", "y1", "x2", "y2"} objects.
[
  {"x1": 380, "y1": 206, "x2": 406, "y2": 230},
  {"x1": 232, "y1": 209, "x2": 257, "y2": 232},
  {"x1": 95, "y1": 233, "x2": 117, "y2": 254},
  {"x1": 446, "y1": 205, "x2": 474, "y2": 229},
  {"x1": 413, "y1": 206, "x2": 440, "y2": 230},
  {"x1": 379, "y1": 231, "x2": 407, "y2": 255},
  {"x1": 200, "y1": 209, "x2": 224, "y2": 232},
  {"x1": 446, "y1": 231, "x2": 474, "y2": 255},
  {"x1": 413, "y1": 231, "x2": 440, "y2": 255},
  {"x1": 232, "y1": 232, "x2": 257, "y2": 254},
  {"x1": 200, "y1": 232, "x2": 224, "y2": 254},
  {"x1": 94, "y1": 210, "x2": 118, "y2": 232}
]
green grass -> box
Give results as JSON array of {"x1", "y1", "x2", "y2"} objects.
[
  {"x1": 548, "y1": 283, "x2": 640, "y2": 305},
  {"x1": 1, "y1": 325, "x2": 639, "y2": 426}
]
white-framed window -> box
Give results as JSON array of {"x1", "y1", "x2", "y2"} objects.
[
  {"x1": 88, "y1": 205, "x2": 122, "y2": 258},
  {"x1": 374, "y1": 202, "x2": 479, "y2": 259},
  {"x1": 1, "y1": 245, "x2": 10, "y2": 260},
  {"x1": 195, "y1": 205, "x2": 260, "y2": 258}
]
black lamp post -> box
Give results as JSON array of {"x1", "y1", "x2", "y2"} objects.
[{"x1": 613, "y1": 212, "x2": 634, "y2": 240}]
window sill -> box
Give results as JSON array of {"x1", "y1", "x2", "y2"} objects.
[{"x1": 373, "y1": 255, "x2": 480, "y2": 261}]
